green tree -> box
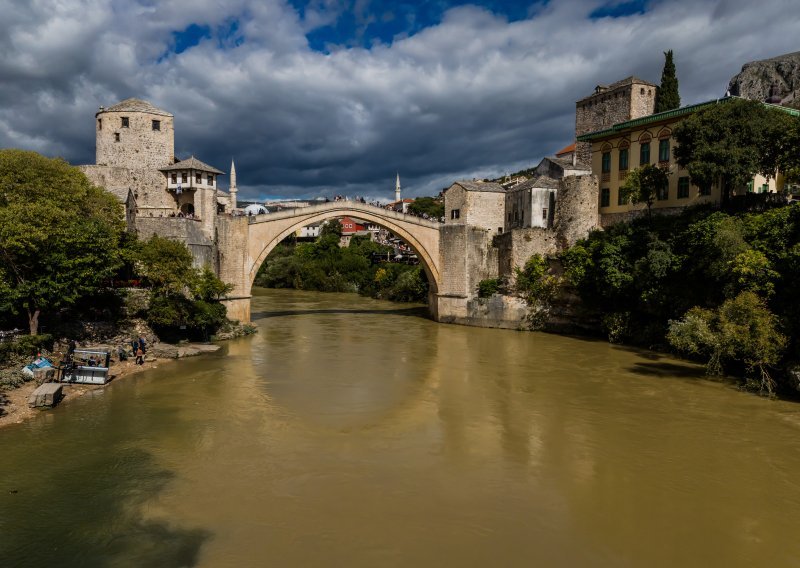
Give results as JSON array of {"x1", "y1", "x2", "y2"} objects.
[
  {"x1": 321, "y1": 219, "x2": 343, "y2": 237},
  {"x1": 668, "y1": 292, "x2": 786, "y2": 394},
  {"x1": 408, "y1": 197, "x2": 444, "y2": 219},
  {"x1": 655, "y1": 50, "x2": 680, "y2": 113},
  {"x1": 514, "y1": 255, "x2": 561, "y2": 329},
  {"x1": 0, "y1": 149, "x2": 125, "y2": 334},
  {"x1": 136, "y1": 235, "x2": 195, "y2": 295},
  {"x1": 619, "y1": 164, "x2": 670, "y2": 220},
  {"x1": 673, "y1": 98, "x2": 794, "y2": 207},
  {"x1": 193, "y1": 266, "x2": 233, "y2": 301}
]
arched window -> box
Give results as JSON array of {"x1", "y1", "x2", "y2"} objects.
[
  {"x1": 638, "y1": 133, "x2": 652, "y2": 166},
  {"x1": 618, "y1": 140, "x2": 630, "y2": 171}
]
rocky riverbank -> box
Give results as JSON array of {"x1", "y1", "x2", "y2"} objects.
[{"x1": 0, "y1": 319, "x2": 256, "y2": 430}]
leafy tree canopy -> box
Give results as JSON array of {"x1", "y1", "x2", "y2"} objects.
[
  {"x1": 619, "y1": 164, "x2": 670, "y2": 220},
  {"x1": 408, "y1": 197, "x2": 444, "y2": 219},
  {"x1": 136, "y1": 235, "x2": 195, "y2": 295},
  {"x1": 672, "y1": 98, "x2": 796, "y2": 206},
  {"x1": 0, "y1": 149, "x2": 125, "y2": 334}
]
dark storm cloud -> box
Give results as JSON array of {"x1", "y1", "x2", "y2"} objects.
[{"x1": 1, "y1": 0, "x2": 799, "y2": 201}]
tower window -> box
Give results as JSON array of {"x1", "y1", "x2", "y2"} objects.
[
  {"x1": 208, "y1": 175, "x2": 214, "y2": 186},
  {"x1": 97, "y1": 118, "x2": 102, "y2": 130},
  {"x1": 450, "y1": 209, "x2": 460, "y2": 220},
  {"x1": 196, "y1": 173, "x2": 202, "y2": 183},
  {"x1": 181, "y1": 172, "x2": 188, "y2": 183},
  {"x1": 171, "y1": 173, "x2": 177, "y2": 184},
  {"x1": 121, "y1": 117, "x2": 129, "y2": 128},
  {"x1": 114, "y1": 133, "x2": 120, "y2": 142},
  {"x1": 152, "y1": 120, "x2": 160, "y2": 131}
]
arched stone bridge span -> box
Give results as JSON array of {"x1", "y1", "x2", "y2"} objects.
[{"x1": 216, "y1": 202, "x2": 442, "y2": 322}]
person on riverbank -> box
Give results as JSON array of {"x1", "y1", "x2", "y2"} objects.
[{"x1": 138, "y1": 336, "x2": 147, "y2": 356}]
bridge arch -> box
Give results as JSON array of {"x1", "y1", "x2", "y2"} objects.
[
  {"x1": 216, "y1": 202, "x2": 442, "y2": 322},
  {"x1": 247, "y1": 206, "x2": 441, "y2": 292}
]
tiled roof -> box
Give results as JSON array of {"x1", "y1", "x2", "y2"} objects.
[
  {"x1": 555, "y1": 143, "x2": 575, "y2": 156},
  {"x1": 609, "y1": 76, "x2": 657, "y2": 89},
  {"x1": 450, "y1": 181, "x2": 505, "y2": 193},
  {"x1": 160, "y1": 156, "x2": 225, "y2": 174},
  {"x1": 547, "y1": 156, "x2": 591, "y2": 170},
  {"x1": 507, "y1": 175, "x2": 560, "y2": 193},
  {"x1": 576, "y1": 96, "x2": 800, "y2": 142},
  {"x1": 577, "y1": 75, "x2": 658, "y2": 103},
  {"x1": 101, "y1": 98, "x2": 173, "y2": 117},
  {"x1": 105, "y1": 186, "x2": 135, "y2": 203}
]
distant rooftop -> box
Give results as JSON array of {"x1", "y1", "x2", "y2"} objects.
[
  {"x1": 555, "y1": 142, "x2": 575, "y2": 157},
  {"x1": 448, "y1": 180, "x2": 505, "y2": 193},
  {"x1": 160, "y1": 156, "x2": 224, "y2": 174},
  {"x1": 99, "y1": 98, "x2": 173, "y2": 117},
  {"x1": 577, "y1": 75, "x2": 657, "y2": 103},
  {"x1": 507, "y1": 175, "x2": 560, "y2": 193}
]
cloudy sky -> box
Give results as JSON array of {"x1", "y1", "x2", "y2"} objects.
[{"x1": 1, "y1": 0, "x2": 799, "y2": 201}]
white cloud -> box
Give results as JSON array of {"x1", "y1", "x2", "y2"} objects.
[{"x1": 0, "y1": 0, "x2": 799, "y2": 200}]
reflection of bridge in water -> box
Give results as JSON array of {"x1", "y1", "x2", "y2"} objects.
[{"x1": 217, "y1": 202, "x2": 442, "y2": 322}]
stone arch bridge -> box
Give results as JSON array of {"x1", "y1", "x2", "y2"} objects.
[{"x1": 216, "y1": 202, "x2": 442, "y2": 322}]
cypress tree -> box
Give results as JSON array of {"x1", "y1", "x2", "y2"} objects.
[{"x1": 655, "y1": 50, "x2": 681, "y2": 113}]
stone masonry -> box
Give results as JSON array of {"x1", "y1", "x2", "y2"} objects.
[
  {"x1": 444, "y1": 181, "x2": 505, "y2": 234},
  {"x1": 575, "y1": 76, "x2": 657, "y2": 165},
  {"x1": 94, "y1": 99, "x2": 177, "y2": 212}
]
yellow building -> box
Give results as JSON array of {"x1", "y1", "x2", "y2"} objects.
[{"x1": 577, "y1": 97, "x2": 798, "y2": 224}]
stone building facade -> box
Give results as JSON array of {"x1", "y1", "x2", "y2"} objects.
[
  {"x1": 505, "y1": 156, "x2": 592, "y2": 231},
  {"x1": 576, "y1": 97, "x2": 798, "y2": 226},
  {"x1": 443, "y1": 181, "x2": 506, "y2": 234},
  {"x1": 575, "y1": 76, "x2": 657, "y2": 164}
]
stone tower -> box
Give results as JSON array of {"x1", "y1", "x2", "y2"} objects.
[
  {"x1": 95, "y1": 98, "x2": 174, "y2": 170},
  {"x1": 94, "y1": 98, "x2": 176, "y2": 210},
  {"x1": 575, "y1": 76, "x2": 657, "y2": 165}
]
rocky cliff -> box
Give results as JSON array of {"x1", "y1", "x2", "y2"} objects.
[{"x1": 727, "y1": 51, "x2": 800, "y2": 108}]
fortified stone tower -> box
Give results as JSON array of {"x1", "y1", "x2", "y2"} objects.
[
  {"x1": 575, "y1": 76, "x2": 657, "y2": 164},
  {"x1": 94, "y1": 98, "x2": 176, "y2": 211},
  {"x1": 96, "y1": 98, "x2": 174, "y2": 169}
]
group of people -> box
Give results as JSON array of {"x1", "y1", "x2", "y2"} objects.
[{"x1": 117, "y1": 335, "x2": 147, "y2": 365}]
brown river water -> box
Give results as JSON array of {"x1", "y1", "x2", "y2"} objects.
[{"x1": 2, "y1": 288, "x2": 800, "y2": 567}]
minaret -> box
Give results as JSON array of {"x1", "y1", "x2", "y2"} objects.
[
  {"x1": 229, "y1": 159, "x2": 238, "y2": 210},
  {"x1": 395, "y1": 173, "x2": 401, "y2": 203}
]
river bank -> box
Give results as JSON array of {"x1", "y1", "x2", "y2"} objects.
[
  {"x1": 0, "y1": 316, "x2": 256, "y2": 430},
  {"x1": 0, "y1": 342, "x2": 226, "y2": 429}
]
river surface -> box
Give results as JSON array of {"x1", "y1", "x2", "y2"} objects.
[{"x1": 2, "y1": 288, "x2": 800, "y2": 567}]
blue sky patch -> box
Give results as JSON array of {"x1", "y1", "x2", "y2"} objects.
[
  {"x1": 172, "y1": 23, "x2": 212, "y2": 54},
  {"x1": 290, "y1": 0, "x2": 537, "y2": 52},
  {"x1": 590, "y1": 0, "x2": 647, "y2": 19}
]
